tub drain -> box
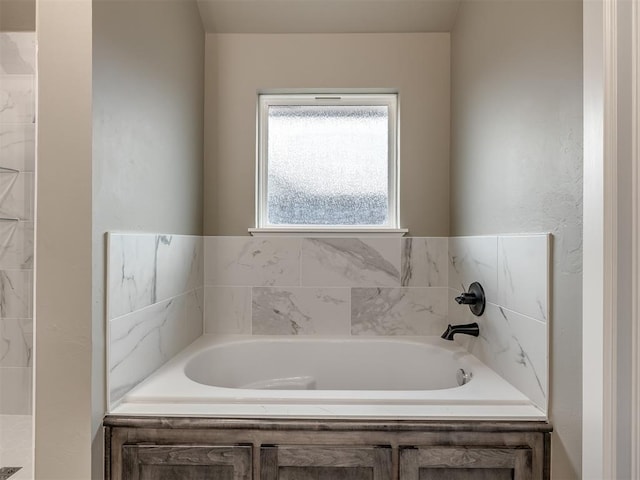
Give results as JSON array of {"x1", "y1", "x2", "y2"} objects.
[{"x1": 457, "y1": 368, "x2": 472, "y2": 386}]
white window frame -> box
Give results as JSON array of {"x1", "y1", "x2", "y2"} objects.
[{"x1": 252, "y1": 92, "x2": 405, "y2": 236}]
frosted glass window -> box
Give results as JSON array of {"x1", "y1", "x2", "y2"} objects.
[{"x1": 257, "y1": 94, "x2": 398, "y2": 229}]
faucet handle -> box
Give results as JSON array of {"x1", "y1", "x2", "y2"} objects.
[{"x1": 455, "y1": 282, "x2": 486, "y2": 317}]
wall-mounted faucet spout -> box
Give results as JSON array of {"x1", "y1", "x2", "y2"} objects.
[{"x1": 441, "y1": 322, "x2": 480, "y2": 341}]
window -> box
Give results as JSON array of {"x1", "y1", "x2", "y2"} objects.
[{"x1": 255, "y1": 93, "x2": 401, "y2": 233}]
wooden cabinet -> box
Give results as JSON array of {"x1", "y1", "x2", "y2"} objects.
[
  {"x1": 261, "y1": 445, "x2": 392, "y2": 480},
  {"x1": 122, "y1": 445, "x2": 251, "y2": 480},
  {"x1": 400, "y1": 446, "x2": 532, "y2": 480},
  {"x1": 104, "y1": 417, "x2": 551, "y2": 480}
]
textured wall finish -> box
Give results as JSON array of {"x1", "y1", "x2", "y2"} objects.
[{"x1": 0, "y1": 31, "x2": 34, "y2": 415}]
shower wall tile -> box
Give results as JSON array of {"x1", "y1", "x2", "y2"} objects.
[
  {"x1": 0, "y1": 318, "x2": 32, "y2": 367},
  {"x1": 465, "y1": 304, "x2": 547, "y2": 410},
  {"x1": 0, "y1": 75, "x2": 35, "y2": 124},
  {"x1": 252, "y1": 287, "x2": 350, "y2": 335},
  {"x1": 107, "y1": 233, "x2": 203, "y2": 319},
  {"x1": 300, "y1": 238, "x2": 400, "y2": 287},
  {"x1": 401, "y1": 237, "x2": 448, "y2": 287},
  {"x1": 0, "y1": 221, "x2": 33, "y2": 269},
  {"x1": 0, "y1": 270, "x2": 32, "y2": 318},
  {"x1": 448, "y1": 236, "x2": 498, "y2": 302},
  {"x1": 0, "y1": 172, "x2": 34, "y2": 221},
  {"x1": 0, "y1": 125, "x2": 35, "y2": 172},
  {"x1": 204, "y1": 286, "x2": 252, "y2": 334},
  {"x1": 205, "y1": 236, "x2": 301, "y2": 286},
  {"x1": 497, "y1": 235, "x2": 550, "y2": 322},
  {"x1": 351, "y1": 287, "x2": 448, "y2": 336},
  {"x1": 109, "y1": 288, "x2": 203, "y2": 406},
  {"x1": 0, "y1": 33, "x2": 36, "y2": 74},
  {"x1": 0, "y1": 367, "x2": 32, "y2": 414}
]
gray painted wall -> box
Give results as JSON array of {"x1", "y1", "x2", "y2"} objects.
[
  {"x1": 92, "y1": 1, "x2": 204, "y2": 477},
  {"x1": 0, "y1": 0, "x2": 35, "y2": 32},
  {"x1": 450, "y1": 1, "x2": 583, "y2": 478}
]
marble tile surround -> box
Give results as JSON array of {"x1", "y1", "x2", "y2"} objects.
[
  {"x1": 107, "y1": 232, "x2": 549, "y2": 414},
  {"x1": 448, "y1": 234, "x2": 550, "y2": 412},
  {"x1": 0, "y1": 33, "x2": 35, "y2": 416},
  {"x1": 107, "y1": 233, "x2": 204, "y2": 407}
]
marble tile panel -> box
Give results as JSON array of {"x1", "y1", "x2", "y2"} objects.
[
  {"x1": 109, "y1": 288, "x2": 203, "y2": 406},
  {"x1": 0, "y1": 319, "x2": 32, "y2": 367},
  {"x1": 301, "y1": 238, "x2": 400, "y2": 287},
  {"x1": 0, "y1": 221, "x2": 33, "y2": 269},
  {"x1": 204, "y1": 286, "x2": 252, "y2": 334},
  {"x1": 448, "y1": 236, "x2": 498, "y2": 303},
  {"x1": 0, "y1": 367, "x2": 32, "y2": 415},
  {"x1": 351, "y1": 287, "x2": 448, "y2": 336},
  {"x1": 0, "y1": 125, "x2": 35, "y2": 172},
  {"x1": 401, "y1": 237, "x2": 448, "y2": 287},
  {"x1": 466, "y1": 303, "x2": 547, "y2": 411},
  {"x1": 0, "y1": 76, "x2": 35, "y2": 125},
  {"x1": 0, "y1": 173, "x2": 33, "y2": 221},
  {"x1": 497, "y1": 235, "x2": 550, "y2": 322},
  {"x1": 107, "y1": 234, "x2": 203, "y2": 320},
  {"x1": 0, "y1": 271, "x2": 31, "y2": 319},
  {"x1": 252, "y1": 287, "x2": 350, "y2": 335},
  {"x1": 205, "y1": 236, "x2": 301, "y2": 287},
  {"x1": 0, "y1": 33, "x2": 36, "y2": 74}
]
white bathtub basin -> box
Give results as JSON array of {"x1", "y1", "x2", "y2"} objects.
[
  {"x1": 113, "y1": 335, "x2": 545, "y2": 420},
  {"x1": 185, "y1": 338, "x2": 465, "y2": 391}
]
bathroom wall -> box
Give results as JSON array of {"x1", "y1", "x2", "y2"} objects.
[
  {"x1": 450, "y1": 0, "x2": 583, "y2": 477},
  {"x1": 203, "y1": 33, "x2": 450, "y2": 236},
  {"x1": 0, "y1": 0, "x2": 35, "y2": 32},
  {"x1": 0, "y1": 31, "x2": 35, "y2": 415},
  {"x1": 107, "y1": 234, "x2": 203, "y2": 407},
  {"x1": 92, "y1": 0, "x2": 205, "y2": 477}
]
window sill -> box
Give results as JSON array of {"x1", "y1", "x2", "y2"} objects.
[{"x1": 248, "y1": 228, "x2": 408, "y2": 237}]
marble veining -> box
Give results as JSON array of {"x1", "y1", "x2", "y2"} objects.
[
  {"x1": 401, "y1": 237, "x2": 448, "y2": 287},
  {"x1": 0, "y1": 271, "x2": 31, "y2": 319},
  {"x1": 448, "y1": 236, "x2": 498, "y2": 302},
  {"x1": 0, "y1": 76, "x2": 35, "y2": 125},
  {"x1": 0, "y1": 126, "x2": 35, "y2": 172},
  {"x1": 351, "y1": 287, "x2": 448, "y2": 336},
  {"x1": 252, "y1": 287, "x2": 350, "y2": 335},
  {"x1": 0, "y1": 319, "x2": 32, "y2": 368},
  {"x1": 109, "y1": 288, "x2": 203, "y2": 405},
  {"x1": 465, "y1": 303, "x2": 547, "y2": 409},
  {"x1": 0, "y1": 173, "x2": 34, "y2": 221},
  {"x1": 108, "y1": 234, "x2": 202, "y2": 320},
  {"x1": 0, "y1": 33, "x2": 35, "y2": 75},
  {"x1": 0, "y1": 222, "x2": 33, "y2": 269},
  {"x1": 205, "y1": 237, "x2": 301, "y2": 287},
  {"x1": 204, "y1": 286, "x2": 252, "y2": 334},
  {"x1": 301, "y1": 238, "x2": 400, "y2": 287},
  {"x1": 497, "y1": 235, "x2": 549, "y2": 322}
]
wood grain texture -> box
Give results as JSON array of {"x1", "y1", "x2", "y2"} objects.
[{"x1": 122, "y1": 445, "x2": 251, "y2": 480}]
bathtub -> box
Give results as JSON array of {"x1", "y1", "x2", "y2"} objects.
[{"x1": 111, "y1": 335, "x2": 546, "y2": 420}]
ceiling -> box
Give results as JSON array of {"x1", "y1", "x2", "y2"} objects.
[{"x1": 196, "y1": 0, "x2": 462, "y2": 34}]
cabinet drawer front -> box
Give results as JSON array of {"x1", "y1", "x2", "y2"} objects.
[
  {"x1": 261, "y1": 446, "x2": 392, "y2": 480},
  {"x1": 400, "y1": 446, "x2": 532, "y2": 480},
  {"x1": 123, "y1": 445, "x2": 252, "y2": 480}
]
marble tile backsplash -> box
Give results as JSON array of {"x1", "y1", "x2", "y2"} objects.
[
  {"x1": 203, "y1": 237, "x2": 449, "y2": 336},
  {"x1": 0, "y1": 32, "x2": 35, "y2": 415},
  {"x1": 107, "y1": 233, "x2": 204, "y2": 407}
]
